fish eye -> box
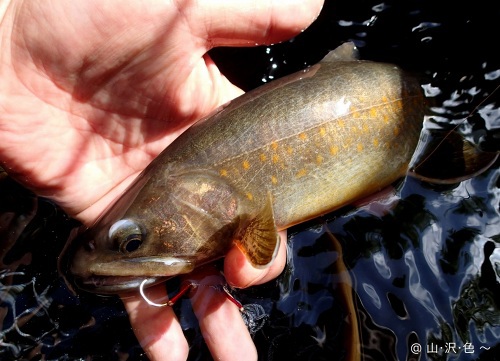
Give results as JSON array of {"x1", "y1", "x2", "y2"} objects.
[
  {"x1": 120, "y1": 234, "x2": 143, "y2": 253},
  {"x1": 109, "y1": 219, "x2": 144, "y2": 253}
]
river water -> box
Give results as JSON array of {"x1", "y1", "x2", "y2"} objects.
[{"x1": 1, "y1": 0, "x2": 499, "y2": 360}]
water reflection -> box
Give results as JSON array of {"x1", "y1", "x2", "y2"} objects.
[{"x1": 333, "y1": 166, "x2": 500, "y2": 360}]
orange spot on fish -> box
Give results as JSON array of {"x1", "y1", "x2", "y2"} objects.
[
  {"x1": 373, "y1": 138, "x2": 380, "y2": 147},
  {"x1": 286, "y1": 146, "x2": 293, "y2": 155},
  {"x1": 357, "y1": 143, "x2": 364, "y2": 152},
  {"x1": 381, "y1": 95, "x2": 389, "y2": 103},
  {"x1": 271, "y1": 141, "x2": 278, "y2": 151},
  {"x1": 342, "y1": 138, "x2": 353, "y2": 149},
  {"x1": 220, "y1": 169, "x2": 228, "y2": 177},
  {"x1": 319, "y1": 127, "x2": 327, "y2": 137},
  {"x1": 369, "y1": 108, "x2": 378, "y2": 118},
  {"x1": 272, "y1": 154, "x2": 280, "y2": 163},
  {"x1": 296, "y1": 168, "x2": 308, "y2": 178},
  {"x1": 246, "y1": 192, "x2": 253, "y2": 201},
  {"x1": 242, "y1": 160, "x2": 250, "y2": 170},
  {"x1": 330, "y1": 145, "x2": 339, "y2": 155},
  {"x1": 271, "y1": 175, "x2": 278, "y2": 184},
  {"x1": 259, "y1": 153, "x2": 267, "y2": 162},
  {"x1": 316, "y1": 154, "x2": 324, "y2": 164},
  {"x1": 298, "y1": 133, "x2": 307, "y2": 140}
]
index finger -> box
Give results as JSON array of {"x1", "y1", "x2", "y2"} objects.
[
  {"x1": 187, "y1": 268, "x2": 258, "y2": 360},
  {"x1": 121, "y1": 286, "x2": 189, "y2": 361}
]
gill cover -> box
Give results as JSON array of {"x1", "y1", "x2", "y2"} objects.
[{"x1": 170, "y1": 171, "x2": 280, "y2": 267}]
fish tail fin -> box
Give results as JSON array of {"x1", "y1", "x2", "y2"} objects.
[
  {"x1": 409, "y1": 130, "x2": 499, "y2": 184},
  {"x1": 235, "y1": 194, "x2": 280, "y2": 268}
]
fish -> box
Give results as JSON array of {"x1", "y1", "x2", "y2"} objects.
[{"x1": 61, "y1": 42, "x2": 427, "y2": 294}]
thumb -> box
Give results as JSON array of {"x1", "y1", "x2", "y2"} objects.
[
  {"x1": 182, "y1": 0, "x2": 324, "y2": 111},
  {"x1": 187, "y1": 0, "x2": 324, "y2": 48}
]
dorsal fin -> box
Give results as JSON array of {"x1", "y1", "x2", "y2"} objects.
[{"x1": 321, "y1": 42, "x2": 360, "y2": 63}]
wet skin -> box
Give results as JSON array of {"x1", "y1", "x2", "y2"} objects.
[{"x1": 63, "y1": 44, "x2": 426, "y2": 294}]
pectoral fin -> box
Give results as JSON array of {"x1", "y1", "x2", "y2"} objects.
[
  {"x1": 409, "y1": 130, "x2": 499, "y2": 184},
  {"x1": 235, "y1": 195, "x2": 280, "y2": 268}
]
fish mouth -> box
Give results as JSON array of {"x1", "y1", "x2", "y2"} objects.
[
  {"x1": 69, "y1": 257, "x2": 196, "y2": 294},
  {"x1": 74, "y1": 275, "x2": 164, "y2": 294}
]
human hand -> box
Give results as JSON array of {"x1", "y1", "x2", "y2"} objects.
[{"x1": 0, "y1": 0, "x2": 323, "y2": 359}]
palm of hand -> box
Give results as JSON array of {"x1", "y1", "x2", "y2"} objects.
[
  {"x1": 1, "y1": 1, "x2": 322, "y2": 359},
  {"x1": 1, "y1": 1, "x2": 243, "y2": 222}
]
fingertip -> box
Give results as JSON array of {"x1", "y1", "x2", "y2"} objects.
[
  {"x1": 251, "y1": 0, "x2": 325, "y2": 45},
  {"x1": 274, "y1": 229, "x2": 288, "y2": 273},
  {"x1": 224, "y1": 230, "x2": 287, "y2": 288},
  {"x1": 198, "y1": 0, "x2": 325, "y2": 47},
  {"x1": 224, "y1": 245, "x2": 253, "y2": 287}
]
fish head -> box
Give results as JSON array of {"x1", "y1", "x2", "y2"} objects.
[{"x1": 62, "y1": 169, "x2": 249, "y2": 294}]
